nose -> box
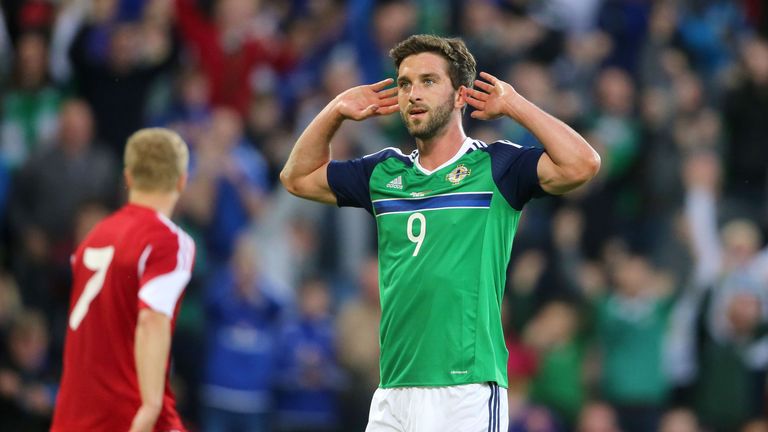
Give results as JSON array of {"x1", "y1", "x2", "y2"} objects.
[{"x1": 407, "y1": 86, "x2": 422, "y2": 104}]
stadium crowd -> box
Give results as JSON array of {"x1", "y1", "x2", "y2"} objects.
[{"x1": 0, "y1": 0, "x2": 767, "y2": 431}]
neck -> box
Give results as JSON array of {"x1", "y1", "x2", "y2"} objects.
[
  {"x1": 128, "y1": 189, "x2": 178, "y2": 218},
  {"x1": 414, "y1": 117, "x2": 467, "y2": 171}
]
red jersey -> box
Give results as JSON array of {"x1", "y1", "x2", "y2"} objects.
[{"x1": 52, "y1": 203, "x2": 195, "y2": 432}]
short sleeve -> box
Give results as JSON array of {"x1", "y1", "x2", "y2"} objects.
[
  {"x1": 137, "y1": 228, "x2": 195, "y2": 317},
  {"x1": 327, "y1": 158, "x2": 372, "y2": 212},
  {"x1": 484, "y1": 141, "x2": 547, "y2": 210},
  {"x1": 327, "y1": 147, "x2": 409, "y2": 214}
]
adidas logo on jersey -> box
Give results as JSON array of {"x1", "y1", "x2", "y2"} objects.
[{"x1": 386, "y1": 176, "x2": 403, "y2": 189}]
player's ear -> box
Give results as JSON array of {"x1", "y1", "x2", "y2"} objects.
[
  {"x1": 124, "y1": 169, "x2": 133, "y2": 189},
  {"x1": 176, "y1": 172, "x2": 188, "y2": 194},
  {"x1": 456, "y1": 86, "x2": 467, "y2": 109}
]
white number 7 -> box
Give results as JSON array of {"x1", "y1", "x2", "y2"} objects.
[
  {"x1": 407, "y1": 213, "x2": 426, "y2": 257},
  {"x1": 69, "y1": 246, "x2": 115, "y2": 330}
]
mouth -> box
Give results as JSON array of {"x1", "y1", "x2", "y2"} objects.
[{"x1": 408, "y1": 107, "x2": 428, "y2": 120}]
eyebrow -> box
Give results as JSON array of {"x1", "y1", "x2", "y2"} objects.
[{"x1": 397, "y1": 73, "x2": 441, "y2": 84}]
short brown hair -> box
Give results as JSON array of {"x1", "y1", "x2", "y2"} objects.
[
  {"x1": 124, "y1": 128, "x2": 189, "y2": 192},
  {"x1": 390, "y1": 34, "x2": 477, "y2": 90}
]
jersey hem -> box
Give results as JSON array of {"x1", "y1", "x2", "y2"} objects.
[{"x1": 378, "y1": 379, "x2": 508, "y2": 389}]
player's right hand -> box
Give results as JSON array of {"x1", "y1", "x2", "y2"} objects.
[{"x1": 334, "y1": 78, "x2": 399, "y2": 121}]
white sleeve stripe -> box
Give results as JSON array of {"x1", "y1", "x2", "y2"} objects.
[
  {"x1": 137, "y1": 245, "x2": 152, "y2": 278},
  {"x1": 138, "y1": 214, "x2": 195, "y2": 316},
  {"x1": 138, "y1": 270, "x2": 191, "y2": 316},
  {"x1": 178, "y1": 231, "x2": 194, "y2": 273},
  {"x1": 497, "y1": 139, "x2": 522, "y2": 148}
]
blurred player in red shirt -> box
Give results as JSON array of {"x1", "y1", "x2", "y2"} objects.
[{"x1": 51, "y1": 128, "x2": 195, "y2": 432}]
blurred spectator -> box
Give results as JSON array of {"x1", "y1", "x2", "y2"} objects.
[
  {"x1": 68, "y1": 10, "x2": 177, "y2": 157},
  {"x1": 0, "y1": 309, "x2": 57, "y2": 431},
  {"x1": 722, "y1": 35, "x2": 768, "y2": 227},
  {"x1": 181, "y1": 107, "x2": 269, "y2": 263},
  {"x1": 552, "y1": 30, "x2": 612, "y2": 117},
  {"x1": 524, "y1": 301, "x2": 586, "y2": 425},
  {"x1": 348, "y1": 0, "x2": 417, "y2": 84},
  {"x1": 677, "y1": 0, "x2": 747, "y2": 81},
  {"x1": 0, "y1": 271, "x2": 23, "y2": 348},
  {"x1": 0, "y1": 7, "x2": 10, "y2": 83},
  {"x1": 507, "y1": 248, "x2": 548, "y2": 335},
  {"x1": 1, "y1": 0, "x2": 55, "y2": 46},
  {"x1": 274, "y1": 277, "x2": 342, "y2": 432},
  {"x1": 638, "y1": 1, "x2": 685, "y2": 89},
  {"x1": 593, "y1": 255, "x2": 673, "y2": 432},
  {"x1": 279, "y1": 0, "x2": 347, "y2": 107},
  {"x1": 508, "y1": 404, "x2": 563, "y2": 432},
  {"x1": 0, "y1": 31, "x2": 63, "y2": 170},
  {"x1": 589, "y1": 67, "x2": 640, "y2": 184},
  {"x1": 246, "y1": 91, "x2": 286, "y2": 179},
  {"x1": 580, "y1": 67, "x2": 642, "y2": 248},
  {"x1": 8, "y1": 99, "x2": 117, "y2": 316},
  {"x1": 154, "y1": 65, "x2": 212, "y2": 145},
  {"x1": 576, "y1": 401, "x2": 621, "y2": 432},
  {"x1": 336, "y1": 255, "x2": 381, "y2": 431},
  {"x1": 677, "y1": 151, "x2": 768, "y2": 431},
  {"x1": 530, "y1": 0, "x2": 602, "y2": 37},
  {"x1": 658, "y1": 408, "x2": 701, "y2": 432},
  {"x1": 743, "y1": 419, "x2": 768, "y2": 432},
  {"x1": 173, "y1": 0, "x2": 296, "y2": 115},
  {"x1": 502, "y1": 61, "x2": 558, "y2": 147},
  {"x1": 597, "y1": 0, "x2": 651, "y2": 74},
  {"x1": 201, "y1": 233, "x2": 283, "y2": 432}
]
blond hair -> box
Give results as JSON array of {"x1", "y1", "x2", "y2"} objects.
[{"x1": 124, "y1": 128, "x2": 189, "y2": 192}]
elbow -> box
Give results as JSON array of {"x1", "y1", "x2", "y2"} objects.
[
  {"x1": 582, "y1": 150, "x2": 601, "y2": 181},
  {"x1": 554, "y1": 151, "x2": 601, "y2": 193},
  {"x1": 568, "y1": 151, "x2": 601, "y2": 186},
  {"x1": 279, "y1": 169, "x2": 299, "y2": 196}
]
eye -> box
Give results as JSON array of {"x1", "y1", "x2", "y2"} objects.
[
  {"x1": 399, "y1": 81, "x2": 410, "y2": 89},
  {"x1": 424, "y1": 78, "x2": 435, "y2": 86}
]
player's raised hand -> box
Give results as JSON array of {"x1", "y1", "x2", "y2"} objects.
[
  {"x1": 464, "y1": 72, "x2": 520, "y2": 121},
  {"x1": 335, "y1": 78, "x2": 399, "y2": 121}
]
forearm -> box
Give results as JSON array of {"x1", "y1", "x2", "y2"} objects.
[
  {"x1": 684, "y1": 187, "x2": 722, "y2": 284},
  {"x1": 279, "y1": 99, "x2": 344, "y2": 201},
  {"x1": 133, "y1": 309, "x2": 171, "y2": 422},
  {"x1": 504, "y1": 95, "x2": 600, "y2": 191}
]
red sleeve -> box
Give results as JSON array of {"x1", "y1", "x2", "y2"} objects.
[{"x1": 137, "y1": 227, "x2": 195, "y2": 317}]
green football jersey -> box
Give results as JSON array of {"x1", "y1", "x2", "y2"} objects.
[{"x1": 328, "y1": 137, "x2": 545, "y2": 388}]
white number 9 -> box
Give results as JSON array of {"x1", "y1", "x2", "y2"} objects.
[{"x1": 407, "y1": 212, "x2": 426, "y2": 257}]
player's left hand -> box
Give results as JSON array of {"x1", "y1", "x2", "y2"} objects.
[
  {"x1": 128, "y1": 404, "x2": 160, "y2": 432},
  {"x1": 463, "y1": 72, "x2": 520, "y2": 121}
]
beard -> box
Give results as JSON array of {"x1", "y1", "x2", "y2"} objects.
[{"x1": 401, "y1": 95, "x2": 455, "y2": 140}]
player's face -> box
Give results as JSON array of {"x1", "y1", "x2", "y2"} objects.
[{"x1": 397, "y1": 52, "x2": 459, "y2": 140}]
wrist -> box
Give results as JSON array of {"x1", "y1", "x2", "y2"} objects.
[
  {"x1": 326, "y1": 97, "x2": 348, "y2": 123},
  {"x1": 141, "y1": 401, "x2": 162, "y2": 416},
  {"x1": 502, "y1": 92, "x2": 528, "y2": 121}
]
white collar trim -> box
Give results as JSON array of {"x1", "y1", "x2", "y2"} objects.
[{"x1": 413, "y1": 136, "x2": 474, "y2": 176}]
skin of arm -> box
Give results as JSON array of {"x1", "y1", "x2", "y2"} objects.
[
  {"x1": 465, "y1": 72, "x2": 601, "y2": 195},
  {"x1": 279, "y1": 78, "x2": 399, "y2": 203},
  {"x1": 128, "y1": 308, "x2": 172, "y2": 432}
]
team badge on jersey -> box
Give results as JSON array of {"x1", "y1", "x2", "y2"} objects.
[{"x1": 446, "y1": 164, "x2": 471, "y2": 185}]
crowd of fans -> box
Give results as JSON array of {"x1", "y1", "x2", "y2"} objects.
[{"x1": 0, "y1": 0, "x2": 766, "y2": 431}]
